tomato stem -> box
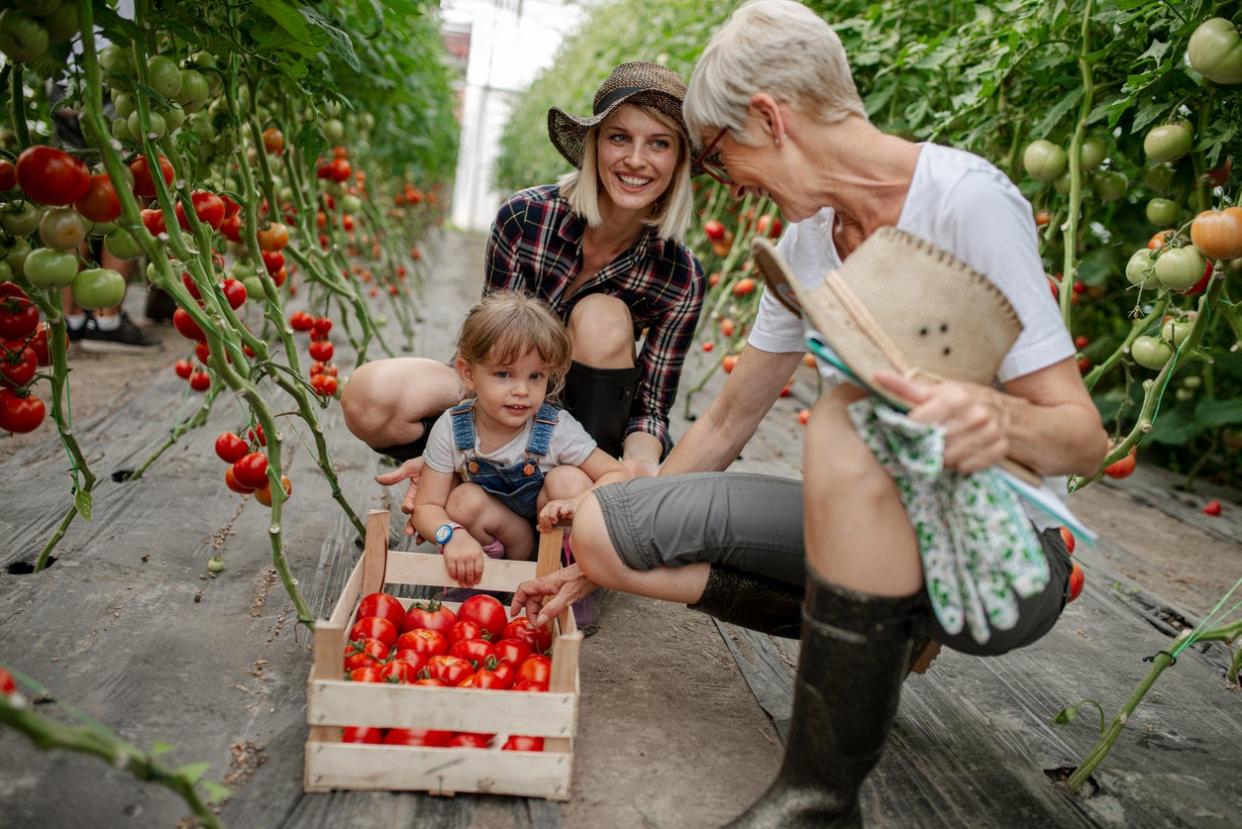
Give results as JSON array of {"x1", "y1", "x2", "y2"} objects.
[{"x1": 8, "y1": 65, "x2": 30, "y2": 151}]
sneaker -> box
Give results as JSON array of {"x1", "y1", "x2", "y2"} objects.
[
  {"x1": 80, "y1": 312, "x2": 163, "y2": 353},
  {"x1": 66, "y1": 312, "x2": 91, "y2": 343}
]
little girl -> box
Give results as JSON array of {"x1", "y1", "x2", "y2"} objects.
[{"x1": 413, "y1": 291, "x2": 629, "y2": 587}]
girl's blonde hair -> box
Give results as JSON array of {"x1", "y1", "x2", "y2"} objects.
[
  {"x1": 457, "y1": 291, "x2": 573, "y2": 397},
  {"x1": 558, "y1": 105, "x2": 694, "y2": 241}
]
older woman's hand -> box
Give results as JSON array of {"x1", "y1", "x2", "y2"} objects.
[
  {"x1": 874, "y1": 371, "x2": 1011, "y2": 475},
  {"x1": 510, "y1": 563, "x2": 598, "y2": 629}
]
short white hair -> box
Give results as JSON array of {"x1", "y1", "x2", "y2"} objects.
[
  {"x1": 684, "y1": 0, "x2": 866, "y2": 147},
  {"x1": 558, "y1": 106, "x2": 693, "y2": 242}
]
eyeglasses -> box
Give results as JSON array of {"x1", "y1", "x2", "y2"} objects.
[{"x1": 695, "y1": 127, "x2": 735, "y2": 187}]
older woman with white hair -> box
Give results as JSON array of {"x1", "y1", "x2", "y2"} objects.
[{"x1": 513, "y1": 1, "x2": 1108, "y2": 824}]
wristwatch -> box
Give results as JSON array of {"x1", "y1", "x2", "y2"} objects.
[{"x1": 434, "y1": 522, "x2": 463, "y2": 546}]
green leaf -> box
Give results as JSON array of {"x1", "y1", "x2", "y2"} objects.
[
  {"x1": 201, "y1": 780, "x2": 232, "y2": 805},
  {"x1": 149, "y1": 740, "x2": 174, "y2": 757},
  {"x1": 1034, "y1": 88, "x2": 1083, "y2": 137},
  {"x1": 74, "y1": 488, "x2": 92, "y2": 522},
  {"x1": 1053, "y1": 705, "x2": 1077, "y2": 725},
  {"x1": 176, "y1": 762, "x2": 212, "y2": 785},
  {"x1": 1194, "y1": 398, "x2": 1242, "y2": 429},
  {"x1": 1130, "y1": 98, "x2": 1169, "y2": 133},
  {"x1": 1136, "y1": 39, "x2": 1169, "y2": 66},
  {"x1": 255, "y1": 0, "x2": 313, "y2": 44},
  {"x1": 1148, "y1": 407, "x2": 1202, "y2": 445}
]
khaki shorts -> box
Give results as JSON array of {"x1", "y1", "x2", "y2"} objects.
[{"x1": 594, "y1": 472, "x2": 1071, "y2": 657}]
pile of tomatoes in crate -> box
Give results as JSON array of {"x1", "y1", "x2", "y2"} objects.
[{"x1": 340, "y1": 591, "x2": 555, "y2": 751}]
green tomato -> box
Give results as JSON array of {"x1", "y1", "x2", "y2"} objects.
[
  {"x1": 41, "y1": 4, "x2": 78, "y2": 43},
  {"x1": 1162, "y1": 316, "x2": 1195, "y2": 346},
  {"x1": 1023, "y1": 139, "x2": 1067, "y2": 182},
  {"x1": 130, "y1": 110, "x2": 166, "y2": 140},
  {"x1": 242, "y1": 275, "x2": 265, "y2": 298},
  {"x1": 1131, "y1": 336, "x2": 1173, "y2": 370},
  {"x1": 1145, "y1": 198, "x2": 1180, "y2": 227},
  {"x1": 323, "y1": 180, "x2": 345, "y2": 198},
  {"x1": 341, "y1": 194, "x2": 363, "y2": 213},
  {"x1": 1154, "y1": 246, "x2": 1206, "y2": 290},
  {"x1": 360, "y1": 112, "x2": 375, "y2": 131},
  {"x1": 162, "y1": 105, "x2": 185, "y2": 132},
  {"x1": 104, "y1": 227, "x2": 142, "y2": 260},
  {"x1": 323, "y1": 118, "x2": 346, "y2": 144},
  {"x1": 1143, "y1": 162, "x2": 1176, "y2": 194},
  {"x1": 4, "y1": 237, "x2": 31, "y2": 275},
  {"x1": 113, "y1": 92, "x2": 136, "y2": 118},
  {"x1": 1182, "y1": 375, "x2": 1202, "y2": 390},
  {"x1": 15, "y1": 1, "x2": 61, "y2": 14},
  {"x1": 2, "y1": 202, "x2": 43, "y2": 236},
  {"x1": 1188, "y1": 18, "x2": 1242, "y2": 85},
  {"x1": 38, "y1": 207, "x2": 85, "y2": 250},
  {"x1": 1144, "y1": 123, "x2": 1193, "y2": 163},
  {"x1": 0, "y1": 10, "x2": 49, "y2": 63},
  {"x1": 1175, "y1": 388, "x2": 1195, "y2": 403},
  {"x1": 1079, "y1": 137, "x2": 1108, "y2": 170},
  {"x1": 1091, "y1": 170, "x2": 1127, "y2": 203},
  {"x1": 374, "y1": 314, "x2": 388, "y2": 328},
  {"x1": 24, "y1": 247, "x2": 79, "y2": 288},
  {"x1": 72, "y1": 267, "x2": 126, "y2": 309},
  {"x1": 111, "y1": 115, "x2": 133, "y2": 143},
  {"x1": 146, "y1": 55, "x2": 183, "y2": 99},
  {"x1": 99, "y1": 43, "x2": 132, "y2": 76},
  {"x1": 191, "y1": 51, "x2": 218, "y2": 69},
  {"x1": 90, "y1": 220, "x2": 117, "y2": 236},
  {"x1": 176, "y1": 69, "x2": 210, "y2": 109},
  {"x1": 0, "y1": 260, "x2": 11, "y2": 282},
  {"x1": 324, "y1": 100, "x2": 342, "y2": 117},
  {"x1": 1125, "y1": 249, "x2": 1157, "y2": 287},
  {"x1": 1053, "y1": 171, "x2": 1072, "y2": 196}
]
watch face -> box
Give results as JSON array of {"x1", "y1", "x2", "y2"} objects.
[{"x1": 434, "y1": 524, "x2": 453, "y2": 545}]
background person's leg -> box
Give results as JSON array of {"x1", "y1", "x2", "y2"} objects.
[{"x1": 341, "y1": 357, "x2": 462, "y2": 454}]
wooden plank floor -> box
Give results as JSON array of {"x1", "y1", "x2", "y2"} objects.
[{"x1": 1, "y1": 228, "x2": 1238, "y2": 828}]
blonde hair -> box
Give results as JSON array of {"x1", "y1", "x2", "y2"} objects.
[
  {"x1": 558, "y1": 105, "x2": 693, "y2": 241},
  {"x1": 684, "y1": 0, "x2": 866, "y2": 147},
  {"x1": 457, "y1": 291, "x2": 573, "y2": 398}
]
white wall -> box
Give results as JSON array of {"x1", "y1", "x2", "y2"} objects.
[{"x1": 442, "y1": 0, "x2": 586, "y2": 231}]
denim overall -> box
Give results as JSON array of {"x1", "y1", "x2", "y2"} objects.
[{"x1": 450, "y1": 400, "x2": 560, "y2": 519}]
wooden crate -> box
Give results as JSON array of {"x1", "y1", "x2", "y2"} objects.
[{"x1": 304, "y1": 509, "x2": 581, "y2": 800}]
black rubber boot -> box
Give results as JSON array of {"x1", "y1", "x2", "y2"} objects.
[
  {"x1": 687, "y1": 566, "x2": 802, "y2": 638},
  {"x1": 724, "y1": 569, "x2": 920, "y2": 828},
  {"x1": 560, "y1": 361, "x2": 641, "y2": 457}
]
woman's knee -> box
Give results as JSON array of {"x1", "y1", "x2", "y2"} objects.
[
  {"x1": 568, "y1": 295, "x2": 634, "y2": 367},
  {"x1": 569, "y1": 494, "x2": 627, "y2": 587},
  {"x1": 804, "y1": 391, "x2": 896, "y2": 503}
]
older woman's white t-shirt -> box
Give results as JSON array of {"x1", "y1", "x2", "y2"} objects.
[
  {"x1": 747, "y1": 142, "x2": 1075, "y2": 378},
  {"x1": 747, "y1": 143, "x2": 1076, "y2": 528}
]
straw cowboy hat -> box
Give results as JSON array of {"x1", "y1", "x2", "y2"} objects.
[{"x1": 548, "y1": 61, "x2": 700, "y2": 173}]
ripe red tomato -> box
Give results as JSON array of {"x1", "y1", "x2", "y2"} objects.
[
  {"x1": 330, "y1": 158, "x2": 352, "y2": 182},
  {"x1": 384, "y1": 728, "x2": 452, "y2": 747},
  {"x1": 141, "y1": 208, "x2": 167, "y2": 236},
  {"x1": 1059, "y1": 526, "x2": 1076, "y2": 555},
  {"x1": 0, "y1": 160, "x2": 15, "y2": 192},
  {"x1": 224, "y1": 466, "x2": 255, "y2": 495},
  {"x1": 232, "y1": 451, "x2": 269, "y2": 489},
  {"x1": 16, "y1": 145, "x2": 91, "y2": 205},
  {"x1": 513, "y1": 678, "x2": 549, "y2": 693},
  {"x1": 220, "y1": 213, "x2": 243, "y2": 243},
  {"x1": 449, "y1": 639, "x2": 496, "y2": 666},
  {"x1": 28, "y1": 323, "x2": 51, "y2": 367},
  {"x1": 468, "y1": 666, "x2": 509, "y2": 689},
  {"x1": 486, "y1": 657, "x2": 516, "y2": 688},
  {"x1": 350, "y1": 616, "x2": 399, "y2": 649},
  {"x1": 289, "y1": 311, "x2": 314, "y2": 332},
  {"x1": 446, "y1": 732, "x2": 492, "y2": 749},
  {"x1": 249, "y1": 424, "x2": 266, "y2": 447},
  {"x1": 262, "y1": 128, "x2": 285, "y2": 155},
  {"x1": 493, "y1": 638, "x2": 533, "y2": 666},
  {"x1": 220, "y1": 278, "x2": 247, "y2": 309},
  {"x1": 0, "y1": 389, "x2": 45, "y2": 433},
  {"x1": 517, "y1": 654, "x2": 552, "y2": 686},
  {"x1": 403, "y1": 600, "x2": 456, "y2": 634},
  {"x1": 312, "y1": 317, "x2": 333, "y2": 336},
  {"x1": 1067, "y1": 561, "x2": 1085, "y2": 602},
  {"x1": 311, "y1": 373, "x2": 339, "y2": 396},
  {"x1": 426, "y1": 654, "x2": 473, "y2": 685},
  {"x1": 130, "y1": 155, "x2": 175, "y2": 199},
  {"x1": 343, "y1": 637, "x2": 388, "y2": 671},
  {"x1": 390, "y1": 649, "x2": 426, "y2": 674},
  {"x1": 503, "y1": 617, "x2": 552, "y2": 653},
  {"x1": 214, "y1": 431, "x2": 248, "y2": 463},
  {"x1": 414, "y1": 677, "x2": 445, "y2": 687},
  {"x1": 174, "y1": 358, "x2": 194, "y2": 379},
  {"x1": 308, "y1": 340, "x2": 334, "y2": 362},
  {"x1": 74, "y1": 172, "x2": 123, "y2": 223},
  {"x1": 459, "y1": 595, "x2": 508, "y2": 641},
  {"x1": 396, "y1": 628, "x2": 448, "y2": 657},
  {"x1": 172, "y1": 308, "x2": 206, "y2": 342},
  {"x1": 188, "y1": 371, "x2": 210, "y2": 392},
  {"x1": 358, "y1": 592, "x2": 406, "y2": 630},
  {"x1": 261, "y1": 249, "x2": 284, "y2": 275},
  {"x1": 447, "y1": 620, "x2": 484, "y2": 645},
  {"x1": 342, "y1": 727, "x2": 382, "y2": 744},
  {"x1": 502, "y1": 736, "x2": 544, "y2": 752},
  {"x1": 0, "y1": 286, "x2": 39, "y2": 340},
  {"x1": 195, "y1": 341, "x2": 211, "y2": 364},
  {"x1": 1103, "y1": 447, "x2": 1137, "y2": 479},
  {"x1": 379, "y1": 659, "x2": 418, "y2": 684},
  {"x1": 1203, "y1": 499, "x2": 1222, "y2": 516},
  {"x1": 1, "y1": 342, "x2": 37, "y2": 388},
  {"x1": 704, "y1": 219, "x2": 725, "y2": 241},
  {"x1": 349, "y1": 666, "x2": 383, "y2": 683}
]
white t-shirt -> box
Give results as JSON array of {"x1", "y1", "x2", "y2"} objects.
[
  {"x1": 422, "y1": 404, "x2": 598, "y2": 477},
  {"x1": 748, "y1": 142, "x2": 1074, "y2": 379},
  {"x1": 747, "y1": 143, "x2": 1076, "y2": 528}
]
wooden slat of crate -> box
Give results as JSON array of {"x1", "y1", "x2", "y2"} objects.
[
  {"x1": 304, "y1": 742, "x2": 572, "y2": 800},
  {"x1": 385, "y1": 549, "x2": 538, "y2": 591}
]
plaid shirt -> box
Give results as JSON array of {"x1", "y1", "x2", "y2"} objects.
[{"x1": 485, "y1": 185, "x2": 705, "y2": 449}]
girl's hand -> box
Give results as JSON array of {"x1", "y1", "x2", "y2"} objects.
[
  {"x1": 538, "y1": 496, "x2": 582, "y2": 532},
  {"x1": 873, "y1": 371, "x2": 1011, "y2": 475},
  {"x1": 443, "y1": 533, "x2": 486, "y2": 587}
]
